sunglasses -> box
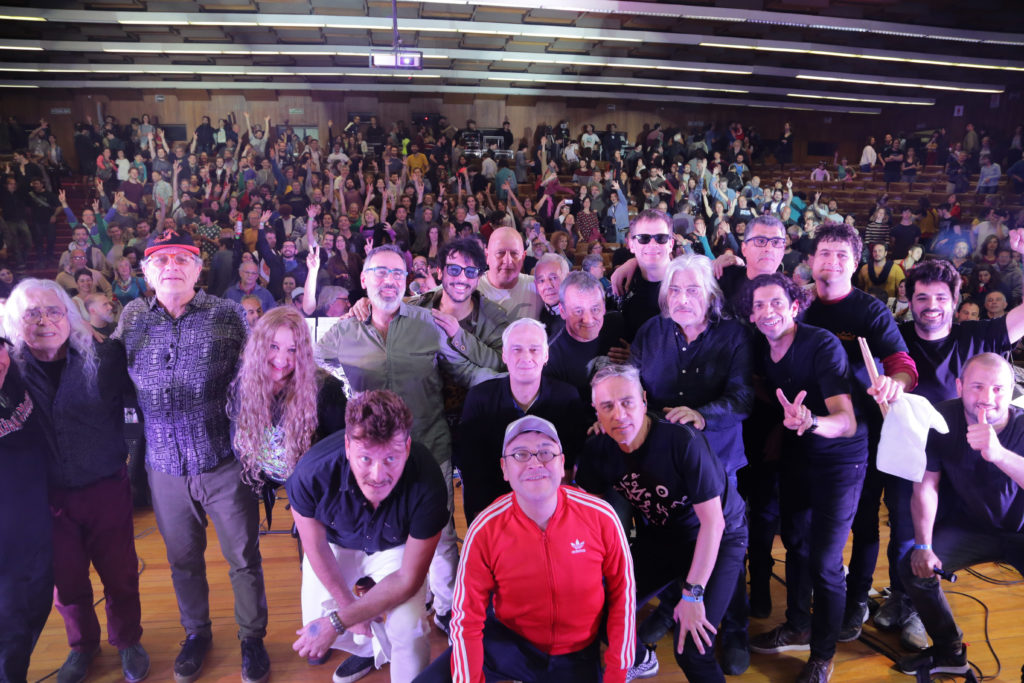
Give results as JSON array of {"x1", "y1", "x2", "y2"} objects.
[
  {"x1": 632, "y1": 233, "x2": 672, "y2": 245},
  {"x1": 445, "y1": 263, "x2": 482, "y2": 279}
]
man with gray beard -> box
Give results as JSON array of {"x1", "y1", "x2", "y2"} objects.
[{"x1": 315, "y1": 244, "x2": 476, "y2": 641}]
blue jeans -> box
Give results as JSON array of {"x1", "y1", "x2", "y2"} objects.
[
  {"x1": 780, "y1": 458, "x2": 866, "y2": 660},
  {"x1": 633, "y1": 525, "x2": 748, "y2": 682},
  {"x1": 413, "y1": 612, "x2": 602, "y2": 683},
  {"x1": 900, "y1": 520, "x2": 1024, "y2": 652}
]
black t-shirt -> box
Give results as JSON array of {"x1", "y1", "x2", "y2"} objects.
[
  {"x1": 882, "y1": 144, "x2": 902, "y2": 174},
  {"x1": 620, "y1": 274, "x2": 662, "y2": 342},
  {"x1": 804, "y1": 287, "x2": 910, "y2": 429},
  {"x1": 545, "y1": 312, "x2": 626, "y2": 403},
  {"x1": 757, "y1": 323, "x2": 868, "y2": 464},
  {"x1": 890, "y1": 223, "x2": 921, "y2": 260},
  {"x1": 577, "y1": 418, "x2": 745, "y2": 541},
  {"x1": 900, "y1": 318, "x2": 1011, "y2": 404},
  {"x1": 286, "y1": 431, "x2": 448, "y2": 553},
  {"x1": 927, "y1": 400, "x2": 1024, "y2": 533}
]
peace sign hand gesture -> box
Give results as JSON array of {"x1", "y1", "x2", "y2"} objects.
[{"x1": 777, "y1": 389, "x2": 814, "y2": 435}]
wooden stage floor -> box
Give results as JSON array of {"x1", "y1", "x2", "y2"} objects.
[{"x1": 26, "y1": 492, "x2": 1024, "y2": 683}]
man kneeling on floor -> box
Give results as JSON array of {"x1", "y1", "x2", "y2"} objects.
[
  {"x1": 899, "y1": 352, "x2": 1024, "y2": 677},
  {"x1": 414, "y1": 415, "x2": 635, "y2": 683},
  {"x1": 288, "y1": 390, "x2": 448, "y2": 683}
]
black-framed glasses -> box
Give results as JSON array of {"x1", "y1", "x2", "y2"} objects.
[
  {"x1": 632, "y1": 233, "x2": 672, "y2": 245},
  {"x1": 746, "y1": 236, "x2": 786, "y2": 249},
  {"x1": 363, "y1": 266, "x2": 408, "y2": 281},
  {"x1": 503, "y1": 448, "x2": 559, "y2": 463},
  {"x1": 445, "y1": 263, "x2": 482, "y2": 279},
  {"x1": 22, "y1": 306, "x2": 66, "y2": 324}
]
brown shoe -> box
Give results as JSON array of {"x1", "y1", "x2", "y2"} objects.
[
  {"x1": 796, "y1": 657, "x2": 834, "y2": 683},
  {"x1": 749, "y1": 622, "x2": 811, "y2": 654}
]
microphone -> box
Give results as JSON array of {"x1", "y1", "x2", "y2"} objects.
[{"x1": 933, "y1": 566, "x2": 958, "y2": 583}]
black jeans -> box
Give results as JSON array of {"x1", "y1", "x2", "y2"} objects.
[
  {"x1": 633, "y1": 525, "x2": 748, "y2": 683},
  {"x1": 900, "y1": 520, "x2": 1024, "y2": 652},
  {"x1": 780, "y1": 458, "x2": 866, "y2": 660},
  {"x1": 413, "y1": 613, "x2": 602, "y2": 683}
]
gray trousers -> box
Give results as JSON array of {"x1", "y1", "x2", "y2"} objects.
[{"x1": 148, "y1": 457, "x2": 268, "y2": 640}]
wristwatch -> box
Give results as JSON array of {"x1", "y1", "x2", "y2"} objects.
[
  {"x1": 805, "y1": 413, "x2": 819, "y2": 434},
  {"x1": 327, "y1": 610, "x2": 346, "y2": 635},
  {"x1": 681, "y1": 581, "x2": 705, "y2": 602}
]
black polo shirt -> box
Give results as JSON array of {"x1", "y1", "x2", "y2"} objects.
[
  {"x1": 286, "y1": 430, "x2": 448, "y2": 553},
  {"x1": 927, "y1": 401, "x2": 1024, "y2": 533},
  {"x1": 577, "y1": 418, "x2": 746, "y2": 541}
]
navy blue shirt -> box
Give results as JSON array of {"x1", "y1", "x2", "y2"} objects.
[
  {"x1": 286, "y1": 431, "x2": 448, "y2": 553},
  {"x1": 757, "y1": 323, "x2": 868, "y2": 465},
  {"x1": 900, "y1": 318, "x2": 1011, "y2": 404},
  {"x1": 455, "y1": 375, "x2": 588, "y2": 524},
  {"x1": 927, "y1": 401, "x2": 1024, "y2": 533},
  {"x1": 545, "y1": 312, "x2": 626, "y2": 404},
  {"x1": 577, "y1": 418, "x2": 746, "y2": 541},
  {"x1": 632, "y1": 315, "x2": 754, "y2": 475}
]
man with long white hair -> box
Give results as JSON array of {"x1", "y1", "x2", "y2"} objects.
[{"x1": 5, "y1": 278, "x2": 148, "y2": 683}]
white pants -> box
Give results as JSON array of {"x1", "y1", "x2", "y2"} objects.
[
  {"x1": 428, "y1": 460, "x2": 458, "y2": 616},
  {"x1": 301, "y1": 543, "x2": 430, "y2": 683}
]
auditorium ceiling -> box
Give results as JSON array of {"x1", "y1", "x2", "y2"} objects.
[{"x1": 0, "y1": 0, "x2": 1022, "y2": 115}]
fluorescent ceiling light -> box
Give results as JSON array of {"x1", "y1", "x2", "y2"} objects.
[
  {"x1": 0, "y1": 83, "x2": 38, "y2": 87},
  {"x1": 787, "y1": 93, "x2": 930, "y2": 106},
  {"x1": 0, "y1": 45, "x2": 43, "y2": 51},
  {"x1": 189, "y1": 21, "x2": 259, "y2": 26},
  {"x1": 119, "y1": 19, "x2": 188, "y2": 25},
  {"x1": 699, "y1": 41, "x2": 1024, "y2": 72},
  {"x1": 0, "y1": 14, "x2": 44, "y2": 21},
  {"x1": 795, "y1": 74, "x2": 1002, "y2": 94}
]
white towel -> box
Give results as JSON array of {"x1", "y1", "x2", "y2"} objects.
[{"x1": 877, "y1": 394, "x2": 950, "y2": 482}]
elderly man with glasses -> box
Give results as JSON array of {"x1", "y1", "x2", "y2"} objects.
[
  {"x1": 113, "y1": 228, "x2": 270, "y2": 683},
  {"x1": 316, "y1": 244, "x2": 478, "y2": 651}
]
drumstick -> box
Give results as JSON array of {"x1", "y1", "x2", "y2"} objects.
[{"x1": 857, "y1": 336, "x2": 889, "y2": 417}]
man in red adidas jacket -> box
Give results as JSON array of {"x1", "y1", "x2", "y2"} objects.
[{"x1": 413, "y1": 415, "x2": 635, "y2": 683}]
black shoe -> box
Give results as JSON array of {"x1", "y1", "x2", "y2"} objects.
[
  {"x1": 898, "y1": 644, "x2": 970, "y2": 676},
  {"x1": 56, "y1": 647, "x2": 100, "y2": 683},
  {"x1": 837, "y1": 601, "x2": 869, "y2": 642},
  {"x1": 332, "y1": 654, "x2": 374, "y2": 683},
  {"x1": 120, "y1": 643, "x2": 151, "y2": 682},
  {"x1": 721, "y1": 631, "x2": 750, "y2": 675},
  {"x1": 308, "y1": 649, "x2": 333, "y2": 666},
  {"x1": 241, "y1": 637, "x2": 270, "y2": 683},
  {"x1": 174, "y1": 634, "x2": 212, "y2": 683},
  {"x1": 433, "y1": 610, "x2": 451, "y2": 636},
  {"x1": 637, "y1": 599, "x2": 676, "y2": 644}
]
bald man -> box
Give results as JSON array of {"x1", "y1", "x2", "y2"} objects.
[
  {"x1": 899, "y1": 353, "x2": 1024, "y2": 676},
  {"x1": 476, "y1": 227, "x2": 543, "y2": 320}
]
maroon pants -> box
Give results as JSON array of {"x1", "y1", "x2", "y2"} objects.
[{"x1": 49, "y1": 466, "x2": 143, "y2": 651}]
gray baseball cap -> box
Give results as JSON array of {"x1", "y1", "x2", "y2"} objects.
[{"x1": 501, "y1": 415, "x2": 562, "y2": 454}]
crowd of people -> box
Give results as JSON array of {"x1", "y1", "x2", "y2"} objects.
[{"x1": 1, "y1": 106, "x2": 1024, "y2": 683}]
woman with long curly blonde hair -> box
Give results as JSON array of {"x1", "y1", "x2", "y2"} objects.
[{"x1": 228, "y1": 307, "x2": 346, "y2": 509}]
